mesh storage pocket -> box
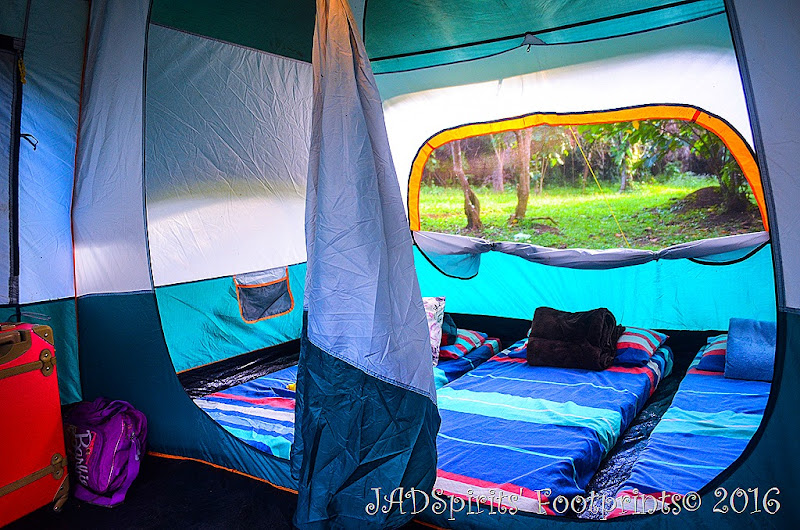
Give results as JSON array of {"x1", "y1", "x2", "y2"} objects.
[{"x1": 234, "y1": 267, "x2": 294, "y2": 323}]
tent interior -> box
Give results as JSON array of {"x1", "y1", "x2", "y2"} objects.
[{"x1": 1, "y1": 0, "x2": 797, "y2": 527}]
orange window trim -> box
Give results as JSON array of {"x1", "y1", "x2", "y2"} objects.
[
  {"x1": 234, "y1": 266, "x2": 295, "y2": 324},
  {"x1": 407, "y1": 104, "x2": 768, "y2": 232}
]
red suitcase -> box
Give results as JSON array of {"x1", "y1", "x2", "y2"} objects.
[{"x1": 0, "y1": 323, "x2": 69, "y2": 526}]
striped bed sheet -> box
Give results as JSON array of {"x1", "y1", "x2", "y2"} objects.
[
  {"x1": 609, "y1": 346, "x2": 770, "y2": 518},
  {"x1": 434, "y1": 338, "x2": 501, "y2": 389},
  {"x1": 195, "y1": 338, "x2": 500, "y2": 458},
  {"x1": 434, "y1": 339, "x2": 673, "y2": 515},
  {"x1": 194, "y1": 365, "x2": 298, "y2": 459}
]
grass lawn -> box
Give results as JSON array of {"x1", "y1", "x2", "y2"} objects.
[{"x1": 418, "y1": 176, "x2": 761, "y2": 250}]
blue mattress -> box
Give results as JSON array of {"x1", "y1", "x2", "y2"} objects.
[
  {"x1": 194, "y1": 365, "x2": 299, "y2": 459},
  {"x1": 431, "y1": 339, "x2": 673, "y2": 516},
  {"x1": 609, "y1": 344, "x2": 770, "y2": 517},
  {"x1": 195, "y1": 338, "x2": 499, "y2": 458}
]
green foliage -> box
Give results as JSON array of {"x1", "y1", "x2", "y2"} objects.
[
  {"x1": 579, "y1": 120, "x2": 750, "y2": 208},
  {"x1": 657, "y1": 161, "x2": 685, "y2": 182}
]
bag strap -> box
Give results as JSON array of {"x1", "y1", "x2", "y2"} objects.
[{"x1": 0, "y1": 348, "x2": 55, "y2": 380}]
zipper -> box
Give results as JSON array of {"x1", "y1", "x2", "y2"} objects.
[
  {"x1": 131, "y1": 427, "x2": 140, "y2": 461},
  {"x1": 104, "y1": 419, "x2": 129, "y2": 490}
]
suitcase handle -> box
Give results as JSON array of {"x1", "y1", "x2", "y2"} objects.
[{"x1": 0, "y1": 329, "x2": 32, "y2": 365}]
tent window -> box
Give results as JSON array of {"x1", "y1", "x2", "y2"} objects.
[
  {"x1": 234, "y1": 267, "x2": 294, "y2": 323},
  {"x1": 409, "y1": 105, "x2": 766, "y2": 250}
]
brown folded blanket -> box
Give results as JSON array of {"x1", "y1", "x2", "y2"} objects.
[{"x1": 527, "y1": 307, "x2": 625, "y2": 371}]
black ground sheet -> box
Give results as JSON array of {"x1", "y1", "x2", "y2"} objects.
[{"x1": 579, "y1": 332, "x2": 710, "y2": 519}]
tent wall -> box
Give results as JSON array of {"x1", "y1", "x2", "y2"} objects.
[
  {"x1": 416, "y1": 244, "x2": 776, "y2": 331},
  {"x1": 17, "y1": 0, "x2": 87, "y2": 404},
  {"x1": 0, "y1": 0, "x2": 88, "y2": 403},
  {"x1": 150, "y1": 0, "x2": 315, "y2": 62},
  {"x1": 727, "y1": 0, "x2": 800, "y2": 313},
  {"x1": 155, "y1": 264, "x2": 305, "y2": 373},
  {"x1": 378, "y1": 15, "x2": 751, "y2": 208},
  {"x1": 364, "y1": 0, "x2": 726, "y2": 74},
  {"x1": 143, "y1": 17, "x2": 313, "y2": 372},
  {"x1": 709, "y1": 0, "x2": 800, "y2": 525},
  {"x1": 72, "y1": 0, "x2": 150, "y2": 297},
  {"x1": 71, "y1": 0, "x2": 298, "y2": 489},
  {"x1": 144, "y1": 24, "x2": 311, "y2": 287},
  {"x1": 18, "y1": 0, "x2": 86, "y2": 304},
  {"x1": 373, "y1": 12, "x2": 739, "y2": 101},
  {"x1": 0, "y1": 44, "x2": 17, "y2": 306},
  {"x1": 0, "y1": 0, "x2": 29, "y2": 40}
]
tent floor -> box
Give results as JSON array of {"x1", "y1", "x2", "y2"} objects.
[{"x1": 7, "y1": 454, "x2": 426, "y2": 529}]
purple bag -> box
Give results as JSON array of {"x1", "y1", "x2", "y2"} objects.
[{"x1": 64, "y1": 397, "x2": 147, "y2": 507}]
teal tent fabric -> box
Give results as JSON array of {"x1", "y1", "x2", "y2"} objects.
[
  {"x1": 150, "y1": 0, "x2": 315, "y2": 62},
  {"x1": 416, "y1": 244, "x2": 776, "y2": 331},
  {"x1": 20, "y1": 299, "x2": 80, "y2": 404},
  {"x1": 292, "y1": 325, "x2": 439, "y2": 528},
  {"x1": 365, "y1": 0, "x2": 725, "y2": 73},
  {"x1": 0, "y1": 0, "x2": 28, "y2": 39},
  {"x1": 292, "y1": 0, "x2": 439, "y2": 526},
  {"x1": 78, "y1": 291, "x2": 296, "y2": 491},
  {"x1": 155, "y1": 264, "x2": 305, "y2": 373}
]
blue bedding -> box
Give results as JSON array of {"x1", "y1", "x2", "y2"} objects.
[
  {"x1": 610, "y1": 345, "x2": 770, "y2": 518},
  {"x1": 432, "y1": 339, "x2": 672, "y2": 515},
  {"x1": 434, "y1": 338, "x2": 501, "y2": 389},
  {"x1": 194, "y1": 365, "x2": 299, "y2": 459},
  {"x1": 195, "y1": 338, "x2": 499, "y2": 458}
]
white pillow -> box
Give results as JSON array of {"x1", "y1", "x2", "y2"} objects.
[{"x1": 422, "y1": 296, "x2": 446, "y2": 366}]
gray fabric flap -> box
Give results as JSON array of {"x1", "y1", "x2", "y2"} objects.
[
  {"x1": 412, "y1": 230, "x2": 770, "y2": 270},
  {"x1": 413, "y1": 230, "x2": 493, "y2": 255}
]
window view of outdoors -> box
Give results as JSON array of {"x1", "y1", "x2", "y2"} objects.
[{"x1": 419, "y1": 120, "x2": 762, "y2": 249}]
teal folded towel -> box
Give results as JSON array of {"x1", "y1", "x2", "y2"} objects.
[{"x1": 725, "y1": 318, "x2": 777, "y2": 382}]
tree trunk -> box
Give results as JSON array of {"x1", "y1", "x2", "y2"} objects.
[
  {"x1": 490, "y1": 136, "x2": 505, "y2": 192},
  {"x1": 619, "y1": 169, "x2": 628, "y2": 192},
  {"x1": 537, "y1": 155, "x2": 547, "y2": 195},
  {"x1": 513, "y1": 128, "x2": 533, "y2": 220},
  {"x1": 450, "y1": 140, "x2": 482, "y2": 231},
  {"x1": 581, "y1": 163, "x2": 589, "y2": 191}
]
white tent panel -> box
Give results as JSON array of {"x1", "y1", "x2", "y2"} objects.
[
  {"x1": 72, "y1": 0, "x2": 152, "y2": 296},
  {"x1": 144, "y1": 25, "x2": 311, "y2": 287},
  {"x1": 18, "y1": 0, "x2": 87, "y2": 303},
  {"x1": 0, "y1": 51, "x2": 13, "y2": 305},
  {"x1": 729, "y1": 0, "x2": 800, "y2": 311},
  {"x1": 305, "y1": 0, "x2": 435, "y2": 400}
]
